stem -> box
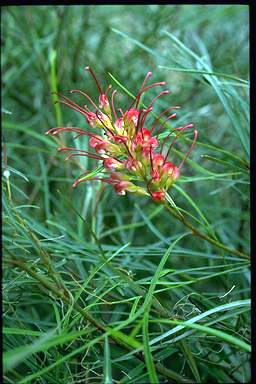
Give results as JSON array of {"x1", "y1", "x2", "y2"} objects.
[
  {"x1": 49, "y1": 49, "x2": 63, "y2": 127},
  {"x1": 163, "y1": 202, "x2": 250, "y2": 260}
]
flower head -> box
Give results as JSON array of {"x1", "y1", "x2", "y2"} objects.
[{"x1": 46, "y1": 68, "x2": 198, "y2": 201}]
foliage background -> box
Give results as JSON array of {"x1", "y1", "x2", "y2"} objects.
[{"x1": 3, "y1": 5, "x2": 250, "y2": 384}]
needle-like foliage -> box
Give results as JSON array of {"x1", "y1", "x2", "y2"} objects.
[{"x1": 3, "y1": 5, "x2": 250, "y2": 383}]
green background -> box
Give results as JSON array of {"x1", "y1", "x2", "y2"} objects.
[{"x1": 3, "y1": 5, "x2": 250, "y2": 384}]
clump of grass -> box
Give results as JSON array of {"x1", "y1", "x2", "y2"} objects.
[{"x1": 3, "y1": 5, "x2": 250, "y2": 383}]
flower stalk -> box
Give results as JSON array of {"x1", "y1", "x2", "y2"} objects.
[{"x1": 163, "y1": 201, "x2": 250, "y2": 260}]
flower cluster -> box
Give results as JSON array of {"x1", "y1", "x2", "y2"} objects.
[{"x1": 46, "y1": 67, "x2": 198, "y2": 201}]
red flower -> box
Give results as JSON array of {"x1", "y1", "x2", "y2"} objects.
[{"x1": 46, "y1": 67, "x2": 198, "y2": 201}]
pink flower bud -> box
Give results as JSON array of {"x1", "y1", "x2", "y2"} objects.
[
  {"x1": 103, "y1": 158, "x2": 124, "y2": 170},
  {"x1": 140, "y1": 128, "x2": 151, "y2": 140},
  {"x1": 163, "y1": 163, "x2": 179, "y2": 180},
  {"x1": 132, "y1": 129, "x2": 158, "y2": 153},
  {"x1": 99, "y1": 94, "x2": 109, "y2": 108},
  {"x1": 114, "y1": 181, "x2": 131, "y2": 195},
  {"x1": 151, "y1": 190, "x2": 165, "y2": 201},
  {"x1": 115, "y1": 118, "x2": 124, "y2": 134},
  {"x1": 89, "y1": 136, "x2": 110, "y2": 154},
  {"x1": 148, "y1": 137, "x2": 158, "y2": 149},
  {"x1": 89, "y1": 136, "x2": 103, "y2": 148},
  {"x1": 153, "y1": 154, "x2": 165, "y2": 166},
  {"x1": 86, "y1": 111, "x2": 98, "y2": 127},
  {"x1": 99, "y1": 94, "x2": 111, "y2": 115},
  {"x1": 151, "y1": 168, "x2": 160, "y2": 181},
  {"x1": 124, "y1": 109, "x2": 139, "y2": 125},
  {"x1": 172, "y1": 166, "x2": 180, "y2": 180},
  {"x1": 162, "y1": 161, "x2": 174, "y2": 172},
  {"x1": 125, "y1": 157, "x2": 139, "y2": 172}
]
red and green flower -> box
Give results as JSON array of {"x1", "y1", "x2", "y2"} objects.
[{"x1": 46, "y1": 67, "x2": 198, "y2": 201}]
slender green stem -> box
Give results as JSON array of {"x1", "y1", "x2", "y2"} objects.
[
  {"x1": 163, "y1": 202, "x2": 250, "y2": 260},
  {"x1": 49, "y1": 48, "x2": 63, "y2": 127}
]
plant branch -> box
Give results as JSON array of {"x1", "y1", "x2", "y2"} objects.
[{"x1": 163, "y1": 202, "x2": 250, "y2": 260}]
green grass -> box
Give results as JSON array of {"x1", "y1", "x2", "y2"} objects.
[{"x1": 3, "y1": 5, "x2": 250, "y2": 383}]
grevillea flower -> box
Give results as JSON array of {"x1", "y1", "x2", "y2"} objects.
[{"x1": 46, "y1": 67, "x2": 198, "y2": 201}]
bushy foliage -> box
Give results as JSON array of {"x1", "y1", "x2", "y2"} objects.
[{"x1": 3, "y1": 5, "x2": 250, "y2": 383}]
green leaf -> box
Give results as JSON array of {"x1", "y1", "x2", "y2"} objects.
[
  {"x1": 179, "y1": 322, "x2": 250, "y2": 352},
  {"x1": 111, "y1": 28, "x2": 160, "y2": 58},
  {"x1": 107, "y1": 328, "x2": 143, "y2": 350},
  {"x1": 158, "y1": 65, "x2": 249, "y2": 85},
  {"x1": 150, "y1": 299, "x2": 251, "y2": 347},
  {"x1": 104, "y1": 336, "x2": 112, "y2": 384},
  {"x1": 143, "y1": 311, "x2": 159, "y2": 384},
  {"x1": 171, "y1": 184, "x2": 212, "y2": 230},
  {"x1": 179, "y1": 339, "x2": 201, "y2": 382},
  {"x1": 108, "y1": 72, "x2": 135, "y2": 99},
  {"x1": 162, "y1": 31, "x2": 249, "y2": 157},
  {"x1": 4, "y1": 328, "x2": 57, "y2": 372},
  {"x1": 3, "y1": 121, "x2": 57, "y2": 148}
]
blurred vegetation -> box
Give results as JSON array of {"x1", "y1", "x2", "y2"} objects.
[{"x1": 3, "y1": 5, "x2": 250, "y2": 383}]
